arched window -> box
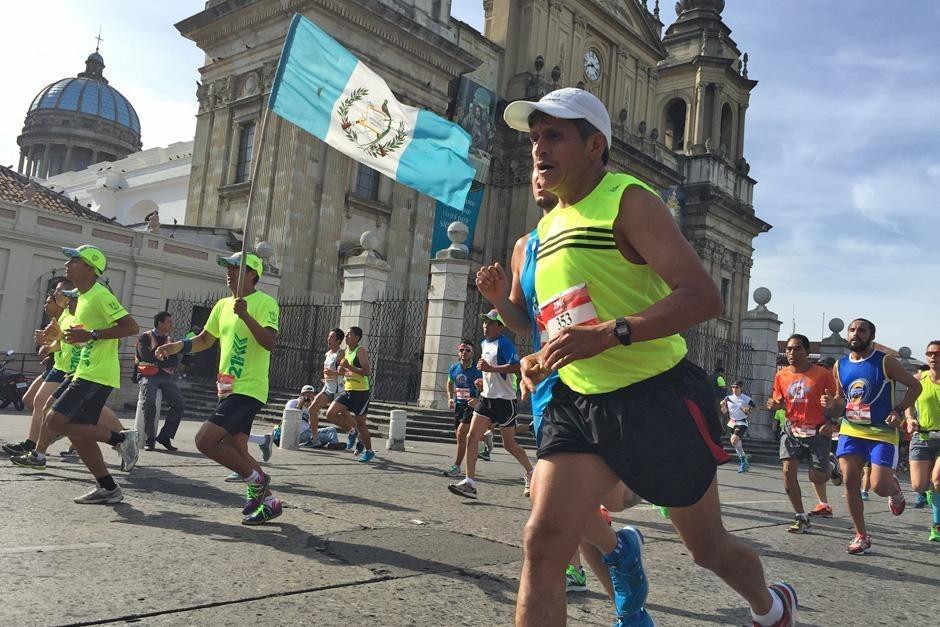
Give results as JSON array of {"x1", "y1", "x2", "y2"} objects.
[
  {"x1": 663, "y1": 99, "x2": 687, "y2": 152},
  {"x1": 720, "y1": 103, "x2": 733, "y2": 156}
]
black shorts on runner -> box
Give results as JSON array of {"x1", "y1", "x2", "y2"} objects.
[
  {"x1": 731, "y1": 424, "x2": 748, "y2": 439},
  {"x1": 209, "y1": 394, "x2": 264, "y2": 435},
  {"x1": 538, "y1": 359, "x2": 729, "y2": 508},
  {"x1": 779, "y1": 432, "x2": 830, "y2": 472},
  {"x1": 453, "y1": 403, "x2": 474, "y2": 429},
  {"x1": 51, "y1": 377, "x2": 112, "y2": 425},
  {"x1": 474, "y1": 397, "x2": 518, "y2": 428},
  {"x1": 44, "y1": 367, "x2": 68, "y2": 384},
  {"x1": 335, "y1": 390, "x2": 371, "y2": 416}
]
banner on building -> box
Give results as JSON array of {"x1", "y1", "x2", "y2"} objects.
[
  {"x1": 452, "y1": 77, "x2": 497, "y2": 183},
  {"x1": 431, "y1": 181, "x2": 485, "y2": 257},
  {"x1": 268, "y1": 14, "x2": 474, "y2": 208}
]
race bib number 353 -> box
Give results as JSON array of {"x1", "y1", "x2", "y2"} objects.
[{"x1": 538, "y1": 284, "x2": 599, "y2": 340}]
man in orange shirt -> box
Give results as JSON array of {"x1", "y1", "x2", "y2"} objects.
[{"x1": 767, "y1": 334, "x2": 840, "y2": 533}]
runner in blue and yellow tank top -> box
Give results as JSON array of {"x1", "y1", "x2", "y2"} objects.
[
  {"x1": 904, "y1": 341, "x2": 940, "y2": 541},
  {"x1": 502, "y1": 87, "x2": 795, "y2": 627},
  {"x1": 827, "y1": 318, "x2": 922, "y2": 555}
]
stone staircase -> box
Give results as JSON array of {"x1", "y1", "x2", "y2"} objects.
[{"x1": 134, "y1": 382, "x2": 780, "y2": 462}]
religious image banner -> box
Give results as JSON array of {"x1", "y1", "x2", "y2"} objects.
[
  {"x1": 269, "y1": 14, "x2": 474, "y2": 208},
  {"x1": 431, "y1": 181, "x2": 485, "y2": 257},
  {"x1": 452, "y1": 77, "x2": 497, "y2": 183}
]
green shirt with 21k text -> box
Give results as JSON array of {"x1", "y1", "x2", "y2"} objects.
[
  {"x1": 72, "y1": 282, "x2": 129, "y2": 388},
  {"x1": 204, "y1": 290, "x2": 280, "y2": 404}
]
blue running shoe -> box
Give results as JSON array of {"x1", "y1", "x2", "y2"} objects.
[
  {"x1": 613, "y1": 608, "x2": 655, "y2": 626},
  {"x1": 914, "y1": 492, "x2": 928, "y2": 509},
  {"x1": 358, "y1": 449, "x2": 375, "y2": 463},
  {"x1": 346, "y1": 429, "x2": 358, "y2": 450},
  {"x1": 603, "y1": 526, "x2": 648, "y2": 620}
]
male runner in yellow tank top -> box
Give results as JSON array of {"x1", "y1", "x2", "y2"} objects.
[{"x1": 503, "y1": 88, "x2": 796, "y2": 627}]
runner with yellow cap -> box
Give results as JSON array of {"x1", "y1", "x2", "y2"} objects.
[{"x1": 156, "y1": 251, "x2": 282, "y2": 525}]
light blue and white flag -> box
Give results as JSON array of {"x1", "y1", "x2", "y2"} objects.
[{"x1": 269, "y1": 14, "x2": 474, "y2": 208}]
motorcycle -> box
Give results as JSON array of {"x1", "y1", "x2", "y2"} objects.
[{"x1": 0, "y1": 350, "x2": 28, "y2": 411}]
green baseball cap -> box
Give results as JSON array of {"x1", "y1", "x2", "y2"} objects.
[
  {"x1": 62, "y1": 245, "x2": 107, "y2": 275},
  {"x1": 479, "y1": 309, "x2": 504, "y2": 324},
  {"x1": 217, "y1": 251, "x2": 264, "y2": 277}
]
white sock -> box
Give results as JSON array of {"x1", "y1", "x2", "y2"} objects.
[
  {"x1": 464, "y1": 476, "x2": 476, "y2": 487},
  {"x1": 734, "y1": 441, "x2": 745, "y2": 457},
  {"x1": 35, "y1": 451, "x2": 46, "y2": 461},
  {"x1": 247, "y1": 434, "x2": 266, "y2": 445},
  {"x1": 751, "y1": 589, "x2": 783, "y2": 626},
  {"x1": 244, "y1": 469, "x2": 261, "y2": 484}
]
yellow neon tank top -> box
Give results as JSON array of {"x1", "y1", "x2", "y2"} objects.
[
  {"x1": 915, "y1": 371, "x2": 940, "y2": 432},
  {"x1": 343, "y1": 345, "x2": 370, "y2": 391},
  {"x1": 534, "y1": 172, "x2": 687, "y2": 395}
]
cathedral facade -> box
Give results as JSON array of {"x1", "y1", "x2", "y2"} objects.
[{"x1": 176, "y1": 0, "x2": 768, "y2": 340}]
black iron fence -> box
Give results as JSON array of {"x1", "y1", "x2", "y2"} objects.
[
  {"x1": 681, "y1": 325, "x2": 755, "y2": 390},
  {"x1": 165, "y1": 292, "x2": 340, "y2": 391},
  {"x1": 368, "y1": 290, "x2": 428, "y2": 403}
]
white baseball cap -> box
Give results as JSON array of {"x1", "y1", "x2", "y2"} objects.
[
  {"x1": 300, "y1": 385, "x2": 316, "y2": 394},
  {"x1": 503, "y1": 88, "x2": 612, "y2": 149}
]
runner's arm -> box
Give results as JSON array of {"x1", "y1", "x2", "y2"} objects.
[
  {"x1": 154, "y1": 328, "x2": 217, "y2": 359},
  {"x1": 496, "y1": 235, "x2": 537, "y2": 336},
  {"x1": 884, "y1": 356, "x2": 922, "y2": 419},
  {"x1": 233, "y1": 298, "x2": 277, "y2": 351},
  {"x1": 92, "y1": 314, "x2": 140, "y2": 340},
  {"x1": 344, "y1": 348, "x2": 371, "y2": 377}
]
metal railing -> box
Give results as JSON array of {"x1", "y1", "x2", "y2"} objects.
[{"x1": 368, "y1": 290, "x2": 428, "y2": 403}]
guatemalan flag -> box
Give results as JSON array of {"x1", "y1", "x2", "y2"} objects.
[{"x1": 269, "y1": 14, "x2": 475, "y2": 208}]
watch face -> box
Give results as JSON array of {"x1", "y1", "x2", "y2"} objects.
[{"x1": 584, "y1": 50, "x2": 601, "y2": 81}]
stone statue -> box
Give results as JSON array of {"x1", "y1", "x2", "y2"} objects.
[{"x1": 146, "y1": 211, "x2": 160, "y2": 233}]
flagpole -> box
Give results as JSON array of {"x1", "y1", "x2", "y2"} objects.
[{"x1": 236, "y1": 105, "x2": 273, "y2": 298}]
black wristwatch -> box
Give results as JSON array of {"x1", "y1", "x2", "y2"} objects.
[
  {"x1": 90, "y1": 330, "x2": 99, "y2": 341},
  {"x1": 614, "y1": 317, "x2": 632, "y2": 346}
]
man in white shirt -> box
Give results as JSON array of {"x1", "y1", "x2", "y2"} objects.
[{"x1": 721, "y1": 381, "x2": 755, "y2": 473}]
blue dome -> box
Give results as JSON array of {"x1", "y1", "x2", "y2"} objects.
[{"x1": 28, "y1": 77, "x2": 140, "y2": 135}]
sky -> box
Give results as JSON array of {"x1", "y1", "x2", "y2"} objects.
[{"x1": 2, "y1": 1, "x2": 937, "y2": 354}]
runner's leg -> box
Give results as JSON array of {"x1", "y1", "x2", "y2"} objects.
[
  {"x1": 841, "y1": 454, "x2": 867, "y2": 536},
  {"x1": 454, "y1": 420, "x2": 470, "y2": 467},
  {"x1": 498, "y1": 426, "x2": 533, "y2": 474}
]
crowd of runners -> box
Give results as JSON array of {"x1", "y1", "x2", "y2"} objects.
[{"x1": 4, "y1": 88, "x2": 938, "y2": 627}]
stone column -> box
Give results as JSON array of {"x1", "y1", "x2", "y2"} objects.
[
  {"x1": 419, "y1": 222, "x2": 471, "y2": 409},
  {"x1": 740, "y1": 287, "x2": 781, "y2": 441},
  {"x1": 17, "y1": 149, "x2": 25, "y2": 174},
  {"x1": 65, "y1": 145, "x2": 74, "y2": 173},
  {"x1": 818, "y1": 318, "x2": 849, "y2": 363},
  {"x1": 39, "y1": 144, "x2": 51, "y2": 179},
  {"x1": 339, "y1": 231, "x2": 390, "y2": 339}
]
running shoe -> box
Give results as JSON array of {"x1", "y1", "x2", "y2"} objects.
[
  {"x1": 808, "y1": 503, "x2": 833, "y2": 518},
  {"x1": 10, "y1": 450, "x2": 46, "y2": 470},
  {"x1": 615, "y1": 609, "x2": 655, "y2": 626},
  {"x1": 485, "y1": 430, "x2": 494, "y2": 455},
  {"x1": 442, "y1": 464, "x2": 461, "y2": 477},
  {"x1": 2, "y1": 440, "x2": 31, "y2": 456},
  {"x1": 888, "y1": 480, "x2": 906, "y2": 516},
  {"x1": 74, "y1": 485, "x2": 123, "y2": 504},
  {"x1": 930, "y1": 525, "x2": 940, "y2": 543},
  {"x1": 242, "y1": 473, "x2": 271, "y2": 515},
  {"x1": 860, "y1": 490, "x2": 869, "y2": 501},
  {"x1": 345, "y1": 428, "x2": 358, "y2": 451},
  {"x1": 477, "y1": 446, "x2": 491, "y2": 462},
  {"x1": 242, "y1": 498, "x2": 283, "y2": 525},
  {"x1": 846, "y1": 533, "x2": 872, "y2": 555},
  {"x1": 60, "y1": 446, "x2": 79, "y2": 458},
  {"x1": 787, "y1": 514, "x2": 811, "y2": 534},
  {"x1": 144, "y1": 440, "x2": 156, "y2": 451},
  {"x1": 523, "y1": 470, "x2": 533, "y2": 498},
  {"x1": 325, "y1": 442, "x2": 347, "y2": 450},
  {"x1": 564, "y1": 565, "x2": 587, "y2": 593},
  {"x1": 224, "y1": 470, "x2": 242, "y2": 482},
  {"x1": 603, "y1": 526, "x2": 648, "y2": 620},
  {"x1": 118, "y1": 430, "x2": 139, "y2": 472},
  {"x1": 448, "y1": 479, "x2": 477, "y2": 499},
  {"x1": 156, "y1": 437, "x2": 178, "y2": 451},
  {"x1": 738, "y1": 458, "x2": 748, "y2": 473},
  {"x1": 259, "y1": 434, "x2": 273, "y2": 462},
  {"x1": 829, "y1": 454, "x2": 843, "y2": 486},
  {"x1": 358, "y1": 450, "x2": 375, "y2": 463},
  {"x1": 753, "y1": 582, "x2": 797, "y2": 627},
  {"x1": 914, "y1": 492, "x2": 928, "y2": 509}
]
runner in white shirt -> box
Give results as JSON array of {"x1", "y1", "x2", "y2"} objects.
[{"x1": 721, "y1": 381, "x2": 755, "y2": 473}]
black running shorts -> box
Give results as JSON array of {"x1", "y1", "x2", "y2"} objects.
[
  {"x1": 474, "y1": 397, "x2": 517, "y2": 428},
  {"x1": 51, "y1": 377, "x2": 112, "y2": 425},
  {"x1": 335, "y1": 390, "x2": 371, "y2": 416},
  {"x1": 731, "y1": 424, "x2": 748, "y2": 439},
  {"x1": 209, "y1": 393, "x2": 264, "y2": 435},
  {"x1": 538, "y1": 359, "x2": 730, "y2": 508},
  {"x1": 453, "y1": 403, "x2": 474, "y2": 429}
]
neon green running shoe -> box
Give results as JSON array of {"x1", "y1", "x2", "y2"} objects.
[
  {"x1": 564, "y1": 565, "x2": 587, "y2": 592},
  {"x1": 930, "y1": 525, "x2": 940, "y2": 543}
]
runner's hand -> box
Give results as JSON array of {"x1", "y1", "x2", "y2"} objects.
[
  {"x1": 766, "y1": 397, "x2": 782, "y2": 411},
  {"x1": 820, "y1": 392, "x2": 837, "y2": 410},
  {"x1": 64, "y1": 326, "x2": 92, "y2": 344},
  {"x1": 233, "y1": 297, "x2": 249, "y2": 320},
  {"x1": 477, "y1": 358, "x2": 493, "y2": 373},
  {"x1": 519, "y1": 352, "x2": 549, "y2": 400},
  {"x1": 474, "y1": 378, "x2": 483, "y2": 391},
  {"x1": 475, "y1": 263, "x2": 511, "y2": 303},
  {"x1": 904, "y1": 417, "x2": 919, "y2": 436},
  {"x1": 155, "y1": 341, "x2": 183, "y2": 360},
  {"x1": 38, "y1": 344, "x2": 51, "y2": 358},
  {"x1": 541, "y1": 323, "x2": 618, "y2": 371},
  {"x1": 448, "y1": 398, "x2": 455, "y2": 410},
  {"x1": 34, "y1": 328, "x2": 47, "y2": 345},
  {"x1": 818, "y1": 422, "x2": 834, "y2": 437},
  {"x1": 885, "y1": 410, "x2": 902, "y2": 429}
]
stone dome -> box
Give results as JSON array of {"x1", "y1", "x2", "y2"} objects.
[
  {"x1": 16, "y1": 50, "x2": 142, "y2": 179},
  {"x1": 675, "y1": 0, "x2": 725, "y2": 15}
]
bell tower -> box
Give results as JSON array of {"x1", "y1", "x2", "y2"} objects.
[{"x1": 657, "y1": 0, "x2": 769, "y2": 339}]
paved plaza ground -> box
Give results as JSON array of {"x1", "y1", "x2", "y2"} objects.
[{"x1": 1, "y1": 409, "x2": 937, "y2": 626}]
